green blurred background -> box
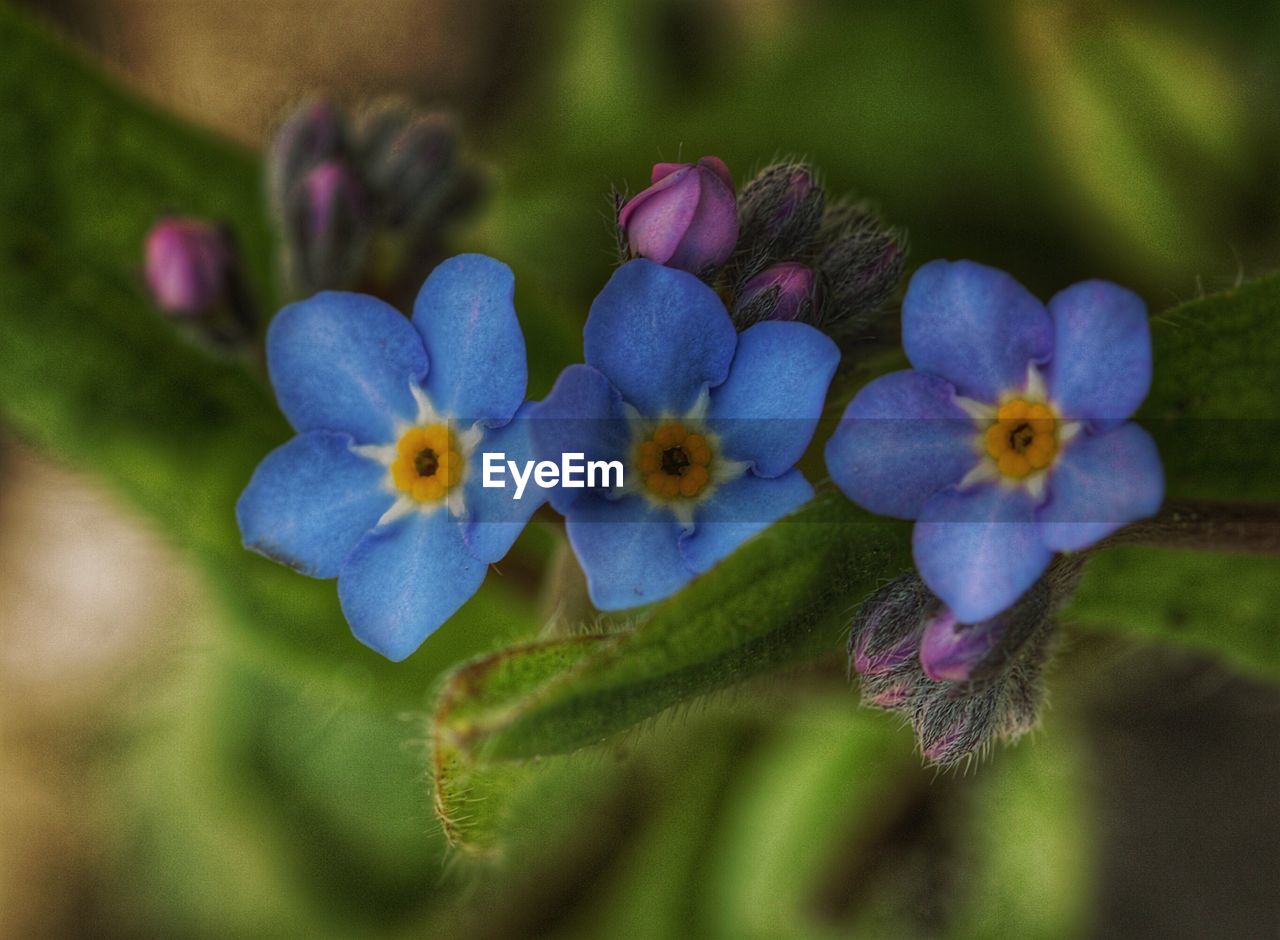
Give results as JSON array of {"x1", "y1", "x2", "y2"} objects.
[{"x1": 1, "y1": 0, "x2": 1278, "y2": 936}]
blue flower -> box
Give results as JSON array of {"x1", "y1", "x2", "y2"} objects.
[
  {"x1": 532, "y1": 260, "x2": 839, "y2": 609},
  {"x1": 826, "y1": 259, "x2": 1163, "y2": 623},
  {"x1": 236, "y1": 254, "x2": 544, "y2": 660}
]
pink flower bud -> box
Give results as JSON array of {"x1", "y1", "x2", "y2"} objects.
[
  {"x1": 737, "y1": 262, "x2": 817, "y2": 323},
  {"x1": 618, "y1": 156, "x2": 738, "y2": 274},
  {"x1": 144, "y1": 217, "x2": 232, "y2": 315}
]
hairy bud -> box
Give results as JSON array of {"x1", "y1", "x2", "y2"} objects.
[
  {"x1": 268, "y1": 99, "x2": 485, "y2": 302},
  {"x1": 848, "y1": 567, "x2": 1074, "y2": 768},
  {"x1": 918, "y1": 580, "x2": 1052, "y2": 683},
  {"x1": 357, "y1": 103, "x2": 460, "y2": 229},
  {"x1": 999, "y1": 633, "x2": 1051, "y2": 738},
  {"x1": 815, "y1": 204, "x2": 905, "y2": 331},
  {"x1": 913, "y1": 680, "x2": 1003, "y2": 766},
  {"x1": 284, "y1": 159, "x2": 371, "y2": 293},
  {"x1": 736, "y1": 162, "x2": 825, "y2": 265},
  {"x1": 848, "y1": 572, "x2": 935, "y2": 677},
  {"x1": 733, "y1": 262, "x2": 818, "y2": 326},
  {"x1": 270, "y1": 100, "x2": 348, "y2": 212}
]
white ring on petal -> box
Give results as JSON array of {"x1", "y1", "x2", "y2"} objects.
[
  {"x1": 957, "y1": 460, "x2": 1000, "y2": 491},
  {"x1": 377, "y1": 495, "x2": 429, "y2": 527},
  {"x1": 955, "y1": 395, "x2": 996, "y2": 422},
  {"x1": 351, "y1": 442, "x2": 398, "y2": 466},
  {"x1": 355, "y1": 381, "x2": 476, "y2": 524},
  {"x1": 410, "y1": 383, "x2": 441, "y2": 426},
  {"x1": 959, "y1": 367, "x2": 1066, "y2": 504},
  {"x1": 625, "y1": 388, "x2": 742, "y2": 513},
  {"x1": 456, "y1": 422, "x2": 484, "y2": 458},
  {"x1": 1022, "y1": 363, "x2": 1048, "y2": 402}
]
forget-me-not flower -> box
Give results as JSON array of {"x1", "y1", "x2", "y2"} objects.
[
  {"x1": 825, "y1": 259, "x2": 1163, "y2": 624},
  {"x1": 532, "y1": 259, "x2": 839, "y2": 609},
  {"x1": 237, "y1": 254, "x2": 544, "y2": 660}
]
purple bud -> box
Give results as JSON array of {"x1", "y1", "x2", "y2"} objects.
[
  {"x1": 920, "y1": 581, "x2": 1053, "y2": 683},
  {"x1": 735, "y1": 262, "x2": 817, "y2": 324},
  {"x1": 848, "y1": 569, "x2": 1070, "y2": 765},
  {"x1": 853, "y1": 628, "x2": 919, "y2": 678},
  {"x1": 911, "y1": 628, "x2": 1055, "y2": 766},
  {"x1": 919, "y1": 608, "x2": 1004, "y2": 682},
  {"x1": 357, "y1": 104, "x2": 461, "y2": 229},
  {"x1": 860, "y1": 672, "x2": 919, "y2": 709},
  {"x1": 285, "y1": 159, "x2": 371, "y2": 293},
  {"x1": 618, "y1": 156, "x2": 738, "y2": 275},
  {"x1": 772, "y1": 170, "x2": 818, "y2": 234},
  {"x1": 816, "y1": 204, "x2": 906, "y2": 330},
  {"x1": 736, "y1": 162, "x2": 825, "y2": 262},
  {"x1": 913, "y1": 682, "x2": 1002, "y2": 766},
  {"x1": 848, "y1": 572, "x2": 933, "y2": 678},
  {"x1": 270, "y1": 100, "x2": 347, "y2": 209},
  {"x1": 144, "y1": 217, "x2": 232, "y2": 315},
  {"x1": 304, "y1": 161, "x2": 366, "y2": 240}
]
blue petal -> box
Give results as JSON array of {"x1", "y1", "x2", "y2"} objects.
[
  {"x1": 412, "y1": 254, "x2": 527, "y2": 425},
  {"x1": 337, "y1": 511, "x2": 487, "y2": 661},
  {"x1": 530, "y1": 365, "x2": 633, "y2": 512},
  {"x1": 679, "y1": 470, "x2": 813, "y2": 573},
  {"x1": 565, "y1": 494, "x2": 691, "y2": 610},
  {"x1": 236, "y1": 431, "x2": 393, "y2": 578},
  {"x1": 825, "y1": 370, "x2": 979, "y2": 519},
  {"x1": 268, "y1": 291, "x2": 427, "y2": 444},
  {"x1": 1046, "y1": 280, "x2": 1151, "y2": 428},
  {"x1": 902, "y1": 259, "x2": 1052, "y2": 402},
  {"x1": 584, "y1": 260, "x2": 737, "y2": 416},
  {"x1": 913, "y1": 484, "x2": 1052, "y2": 623},
  {"x1": 460, "y1": 404, "x2": 549, "y2": 564},
  {"x1": 1038, "y1": 423, "x2": 1164, "y2": 552},
  {"x1": 706, "y1": 321, "x2": 839, "y2": 477}
]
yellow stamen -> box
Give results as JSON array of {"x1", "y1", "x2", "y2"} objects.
[
  {"x1": 985, "y1": 398, "x2": 1060, "y2": 480},
  {"x1": 679, "y1": 464, "x2": 710, "y2": 497},
  {"x1": 684, "y1": 433, "x2": 712, "y2": 466},
  {"x1": 391, "y1": 423, "x2": 464, "y2": 502},
  {"x1": 636, "y1": 421, "x2": 713, "y2": 500}
]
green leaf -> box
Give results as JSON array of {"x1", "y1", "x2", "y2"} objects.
[
  {"x1": 440, "y1": 495, "x2": 906, "y2": 764},
  {"x1": 568, "y1": 715, "x2": 762, "y2": 939},
  {"x1": 1141, "y1": 271, "x2": 1280, "y2": 501},
  {"x1": 224, "y1": 666, "x2": 450, "y2": 923},
  {"x1": 431, "y1": 636, "x2": 615, "y2": 855}
]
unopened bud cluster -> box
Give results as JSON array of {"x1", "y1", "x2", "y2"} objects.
[
  {"x1": 614, "y1": 157, "x2": 905, "y2": 335},
  {"x1": 848, "y1": 562, "x2": 1083, "y2": 767},
  {"x1": 271, "y1": 99, "x2": 486, "y2": 303}
]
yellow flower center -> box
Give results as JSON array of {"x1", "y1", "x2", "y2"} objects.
[
  {"x1": 390, "y1": 423, "x2": 463, "y2": 502},
  {"x1": 984, "y1": 399, "x2": 1058, "y2": 479},
  {"x1": 636, "y1": 421, "x2": 712, "y2": 500}
]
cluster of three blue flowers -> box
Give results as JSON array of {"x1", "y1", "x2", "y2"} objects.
[{"x1": 238, "y1": 253, "x2": 1161, "y2": 661}]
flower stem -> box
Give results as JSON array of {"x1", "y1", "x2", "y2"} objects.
[{"x1": 1107, "y1": 500, "x2": 1280, "y2": 555}]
